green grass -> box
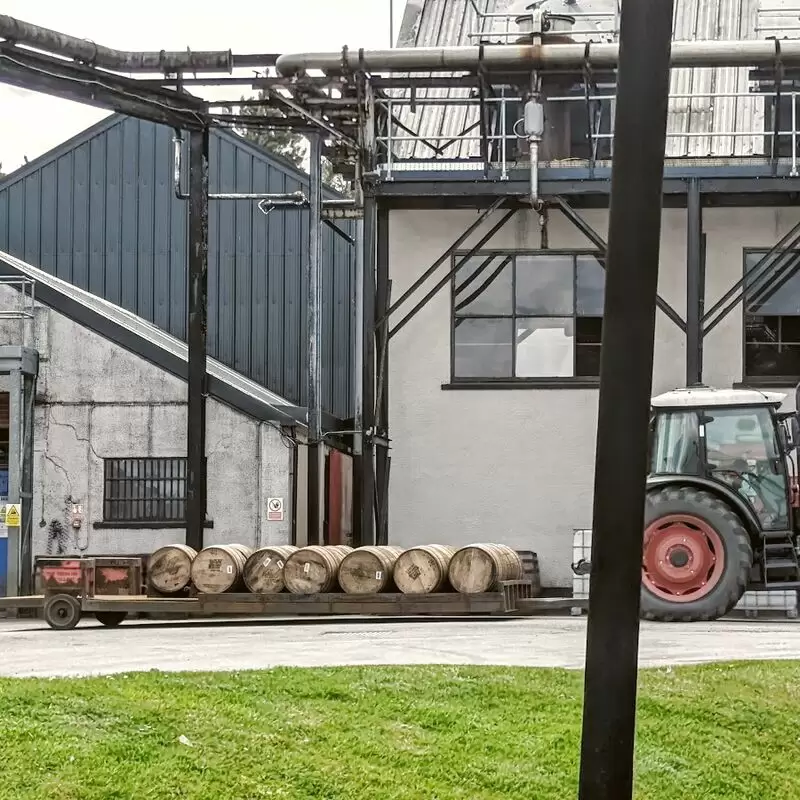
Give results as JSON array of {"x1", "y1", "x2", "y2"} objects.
[{"x1": 0, "y1": 662, "x2": 799, "y2": 800}]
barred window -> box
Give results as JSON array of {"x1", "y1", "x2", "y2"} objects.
[
  {"x1": 451, "y1": 251, "x2": 605, "y2": 383},
  {"x1": 103, "y1": 458, "x2": 187, "y2": 523}
]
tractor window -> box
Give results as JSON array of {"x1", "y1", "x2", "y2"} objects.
[
  {"x1": 651, "y1": 411, "x2": 703, "y2": 475},
  {"x1": 703, "y1": 407, "x2": 789, "y2": 530}
]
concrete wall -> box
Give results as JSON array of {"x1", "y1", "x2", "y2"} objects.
[
  {"x1": 387, "y1": 206, "x2": 800, "y2": 588},
  {"x1": 0, "y1": 288, "x2": 293, "y2": 557}
]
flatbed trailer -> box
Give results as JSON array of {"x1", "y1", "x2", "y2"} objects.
[{"x1": 0, "y1": 579, "x2": 570, "y2": 630}]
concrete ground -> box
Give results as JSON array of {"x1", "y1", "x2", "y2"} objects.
[{"x1": 1, "y1": 615, "x2": 799, "y2": 677}]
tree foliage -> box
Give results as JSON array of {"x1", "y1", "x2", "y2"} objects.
[{"x1": 228, "y1": 92, "x2": 351, "y2": 195}]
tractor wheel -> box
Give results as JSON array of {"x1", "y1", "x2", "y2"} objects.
[{"x1": 641, "y1": 487, "x2": 752, "y2": 622}]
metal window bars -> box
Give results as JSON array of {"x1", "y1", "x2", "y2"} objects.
[
  {"x1": 0, "y1": 278, "x2": 36, "y2": 347},
  {"x1": 103, "y1": 457, "x2": 188, "y2": 523},
  {"x1": 375, "y1": 88, "x2": 800, "y2": 179}
]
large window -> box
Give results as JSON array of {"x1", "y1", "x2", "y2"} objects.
[
  {"x1": 451, "y1": 251, "x2": 605, "y2": 383},
  {"x1": 744, "y1": 248, "x2": 800, "y2": 381},
  {"x1": 103, "y1": 458, "x2": 187, "y2": 524}
]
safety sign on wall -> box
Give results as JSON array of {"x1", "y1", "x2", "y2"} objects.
[
  {"x1": 267, "y1": 497, "x2": 284, "y2": 522},
  {"x1": 2, "y1": 504, "x2": 21, "y2": 527}
]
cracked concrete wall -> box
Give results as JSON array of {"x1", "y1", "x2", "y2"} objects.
[{"x1": 0, "y1": 285, "x2": 293, "y2": 557}]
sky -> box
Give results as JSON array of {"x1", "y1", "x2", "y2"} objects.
[{"x1": 0, "y1": 0, "x2": 407, "y2": 173}]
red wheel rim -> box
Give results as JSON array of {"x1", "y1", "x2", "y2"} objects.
[{"x1": 642, "y1": 514, "x2": 726, "y2": 602}]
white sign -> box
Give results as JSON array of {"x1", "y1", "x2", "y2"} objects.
[{"x1": 267, "y1": 497, "x2": 284, "y2": 522}]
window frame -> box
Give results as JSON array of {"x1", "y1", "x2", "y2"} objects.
[
  {"x1": 96, "y1": 456, "x2": 209, "y2": 530},
  {"x1": 741, "y1": 246, "x2": 800, "y2": 387},
  {"x1": 447, "y1": 248, "x2": 604, "y2": 390}
]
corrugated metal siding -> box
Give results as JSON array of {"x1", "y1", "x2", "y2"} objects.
[
  {"x1": 0, "y1": 115, "x2": 355, "y2": 418},
  {"x1": 396, "y1": 0, "x2": 773, "y2": 160}
]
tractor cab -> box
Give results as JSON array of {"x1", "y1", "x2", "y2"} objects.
[{"x1": 641, "y1": 385, "x2": 800, "y2": 621}]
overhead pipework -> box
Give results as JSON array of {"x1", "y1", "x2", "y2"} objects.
[
  {"x1": 0, "y1": 14, "x2": 241, "y2": 73},
  {"x1": 275, "y1": 37, "x2": 800, "y2": 76}
]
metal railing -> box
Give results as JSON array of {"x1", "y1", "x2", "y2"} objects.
[
  {"x1": 465, "y1": 0, "x2": 619, "y2": 44},
  {"x1": 376, "y1": 87, "x2": 799, "y2": 178},
  {"x1": 0, "y1": 278, "x2": 35, "y2": 347},
  {"x1": 756, "y1": 6, "x2": 800, "y2": 35}
]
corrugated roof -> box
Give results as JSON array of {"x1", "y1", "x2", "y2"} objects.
[
  {"x1": 0, "y1": 114, "x2": 356, "y2": 419},
  {"x1": 395, "y1": 0, "x2": 782, "y2": 162}
]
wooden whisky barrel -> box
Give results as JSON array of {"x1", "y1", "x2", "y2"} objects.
[
  {"x1": 191, "y1": 544, "x2": 252, "y2": 594},
  {"x1": 283, "y1": 545, "x2": 353, "y2": 594},
  {"x1": 448, "y1": 544, "x2": 523, "y2": 594},
  {"x1": 243, "y1": 545, "x2": 298, "y2": 594},
  {"x1": 338, "y1": 546, "x2": 404, "y2": 595},
  {"x1": 148, "y1": 544, "x2": 197, "y2": 594},
  {"x1": 394, "y1": 545, "x2": 456, "y2": 595}
]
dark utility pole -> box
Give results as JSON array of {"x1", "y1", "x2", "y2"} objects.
[
  {"x1": 686, "y1": 178, "x2": 704, "y2": 386},
  {"x1": 186, "y1": 127, "x2": 209, "y2": 551},
  {"x1": 577, "y1": 0, "x2": 675, "y2": 797},
  {"x1": 307, "y1": 132, "x2": 324, "y2": 545}
]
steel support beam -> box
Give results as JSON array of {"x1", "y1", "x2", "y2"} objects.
[
  {"x1": 0, "y1": 44, "x2": 207, "y2": 129},
  {"x1": 375, "y1": 207, "x2": 391, "y2": 546},
  {"x1": 703, "y1": 219, "x2": 800, "y2": 334},
  {"x1": 552, "y1": 196, "x2": 686, "y2": 332},
  {"x1": 186, "y1": 128, "x2": 210, "y2": 552},
  {"x1": 307, "y1": 133, "x2": 324, "y2": 547},
  {"x1": 578, "y1": 0, "x2": 675, "y2": 797},
  {"x1": 357, "y1": 193, "x2": 378, "y2": 547},
  {"x1": 686, "y1": 179, "x2": 705, "y2": 385},
  {"x1": 379, "y1": 197, "x2": 506, "y2": 328},
  {"x1": 389, "y1": 209, "x2": 518, "y2": 339}
]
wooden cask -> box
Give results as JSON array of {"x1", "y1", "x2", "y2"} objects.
[
  {"x1": 283, "y1": 545, "x2": 353, "y2": 594},
  {"x1": 191, "y1": 544, "x2": 252, "y2": 594},
  {"x1": 338, "y1": 546, "x2": 404, "y2": 595},
  {"x1": 148, "y1": 545, "x2": 197, "y2": 594},
  {"x1": 448, "y1": 544, "x2": 523, "y2": 594},
  {"x1": 394, "y1": 545, "x2": 456, "y2": 595},
  {"x1": 243, "y1": 545, "x2": 298, "y2": 594}
]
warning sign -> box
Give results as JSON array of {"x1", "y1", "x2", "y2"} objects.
[
  {"x1": 4, "y1": 503, "x2": 21, "y2": 527},
  {"x1": 267, "y1": 497, "x2": 284, "y2": 522}
]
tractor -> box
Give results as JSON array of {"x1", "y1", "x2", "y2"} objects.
[{"x1": 583, "y1": 385, "x2": 800, "y2": 621}]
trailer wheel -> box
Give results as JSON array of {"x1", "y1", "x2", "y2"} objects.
[
  {"x1": 641, "y1": 487, "x2": 752, "y2": 622},
  {"x1": 44, "y1": 594, "x2": 82, "y2": 631},
  {"x1": 95, "y1": 611, "x2": 127, "y2": 628}
]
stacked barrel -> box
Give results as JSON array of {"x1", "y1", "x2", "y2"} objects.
[{"x1": 147, "y1": 542, "x2": 528, "y2": 596}]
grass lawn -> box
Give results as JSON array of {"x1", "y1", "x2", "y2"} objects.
[{"x1": 0, "y1": 662, "x2": 799, "y2": 800}]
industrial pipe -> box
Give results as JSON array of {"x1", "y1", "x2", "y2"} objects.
[
  {"x1": 0, "y1": 14, "x2": 275, "y2": 73},
  {"x1": 276, "y1": 38, "x2": 800, "y2": 75}
]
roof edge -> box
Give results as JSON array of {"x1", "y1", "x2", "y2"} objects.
[{"x1": 0, "y1": 251, "x2": 348, "y2": 432}]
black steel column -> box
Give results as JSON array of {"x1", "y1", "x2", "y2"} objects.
[
  {"x1": 20, "y1": 369, "x2": 35, "y2": 596},
  {"x1": 686, "y1": 178, "x2": 704, "y2": 386},
  {"x1": 578, "y1": 0, "x2": 675, "y2": 797},
  {"x1": 375, "y1": 206, "x2": 391, "y2": 545},
  {"x1": 307, "y1": 132, "x2": 324, "y2": 546},
  {"x1": 186, "y1": 127, "x2": 209, "y2": 552},
  {"x1": 357, "y1": 191, "x2": 377, "y2": 547}
]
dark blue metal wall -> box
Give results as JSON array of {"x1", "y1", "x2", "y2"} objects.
[{"x1": 0, "y1": 115, "x2": 355, "y2": 418}]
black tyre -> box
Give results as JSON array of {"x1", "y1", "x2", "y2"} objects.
[
  {"x1": 641, "y1": 486, "x2": 752, "y2": 622},
  {"x1": 44, "y1": 594, "x2": 82, "y2": 631},
  {"x1": 95, "y1": 611, "x2": 127, "y2": 628}
]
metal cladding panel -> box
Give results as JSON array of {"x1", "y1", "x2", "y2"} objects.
[
  {"x1": 397, "y1": 0, "x2": 769, "y2": 160},
  {"x1": 0, "y1": 114, "x2": 355, "y2": 418}
]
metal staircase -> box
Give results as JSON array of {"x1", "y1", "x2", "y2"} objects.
[{"x1": 761, "y1": 530, "x2": 800, "y2": 587}]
